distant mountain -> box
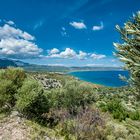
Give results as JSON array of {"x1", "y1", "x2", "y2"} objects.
[
  {"x1": 0, "y1": 58, "x2": 69, "y2": 72},
  {"x1": 0, "y1": 58, "x2": 122, "y2": 72},
  {"x1": 0, "y1": 58, "x2": 17, "y2": 68},
  {"x1": 21, "y1": 64, "x2": 70, "y2": 72}
]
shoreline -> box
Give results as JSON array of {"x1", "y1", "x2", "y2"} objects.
[
  {"x1": 66, "y1": 69, "x2": 125, "y2": 74},
  {"x1": 67, "y1": 70, "x2": 128, "y2": 88}
]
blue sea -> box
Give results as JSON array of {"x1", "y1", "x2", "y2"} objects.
[{"x1": 69, "y1": 71, "x2": 129, "y2": 87}]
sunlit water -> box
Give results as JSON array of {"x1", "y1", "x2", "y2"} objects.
[{"x1": 69, "y1": 71, "x2": 129, "y2": 87}]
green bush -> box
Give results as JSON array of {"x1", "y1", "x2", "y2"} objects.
[
  {"x1": 0, "y1": 80, "x2": 14, "y2": 109},
  {"x1": 100, "y1": 99, "x2": 128, "y2": 121},
  {"x1": 113, "y1": 110, "x2": 128, "y2": 121},
  {"x1": 129, "y1": 111, "x2": 140, "y2": 120},
  {"x1": 45, "y1": 80, "x2": 97, "y2": 114},
  {"x1": 16, "y1": 78, "x2": 49, "y2": 119},
  {"x1": 0, "y1": 68, "x2": 26, "y2": 109},
  {"x1": 0, "y1": 67, "x2": 26, "y2": 88}
]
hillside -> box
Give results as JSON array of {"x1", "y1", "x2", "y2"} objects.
[{"x1": 0, "y1": 68, "x2": 140, "y2": 140}]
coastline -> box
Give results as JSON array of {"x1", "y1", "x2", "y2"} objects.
[
  {"x1": 67, "y1": 70, "x2": 128, "y2": 87},
  {"x1": 67, "y1": 71, "x2": 105, "y2": 87},
  {"x1": 66, "y1": 69, "x2": 125, "y2": 74}
]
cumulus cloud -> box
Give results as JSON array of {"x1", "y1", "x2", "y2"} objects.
[
  {"x1": 59, "y1": 48, "x2": 77, "y2": 58},
  {"x1": 49, "y1": 48, "x2": 60, "y2": 54},
  {"x1": 92, "y1": 22, "x2": 104, "y2": 31},
  {"x1": 69, "y1": 21, "x2": 87, "y2": 29},
  {"x1": 90, "y1": 53, "x2": 106, "y2": 59},
  {"x1": 0, "y1": 22, "x2": 42, "y2": 58},
  {"x1": 0, "y1": 24, "x2": 34, "y2": 40},
  {"x1": 48, "y1": 48, "x2": 76, "y2": 59},
  {"x1": 47, "y1": 48, "x2": 106, "y2": 60},
  {"x1": 77, "y1": 51, "x2": 87, "y2": 60},
  {"x1": 6, "y1": 20, "x2": 15, "y2": 25},
  {"x1": 47, "y1": 48, "x2": 88, "y2": 60},
  {"x1": 0, "y1": 38, "x2": 42, "y2": 58}
]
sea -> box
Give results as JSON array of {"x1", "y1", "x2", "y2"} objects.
[{"x1": 69, "y1": 70, "x2": 129, "y2": 87}]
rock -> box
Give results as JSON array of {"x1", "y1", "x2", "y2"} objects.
[
  {"x1": 33, "y1": 74, "x2": 62, "y2": 90},
  {"x1": 10, "y1": 111, "x2": 19, "y2": 117}
]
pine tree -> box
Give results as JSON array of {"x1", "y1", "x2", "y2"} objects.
[{"x1": 114, "y1": 11, "x2": 140, "y2": 95}]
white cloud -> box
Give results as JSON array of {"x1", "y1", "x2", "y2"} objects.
[
  {"x1": 0, "y1": 24, "x2": 34, "y2": 40},
  {"x1": 59, "y1": 48, "x2": 77, "y2": 58},
  {"x1": 48, "y1": 48, "x2": 77, "y2": 59},
  {"x1": 69, "y1": 21, "x2": 87, "y2": 29},
  {"x1": 49, "y1": 48, "x2": 59, "y2": 54},
  {"x1": 0, "y1": 38, "x2": 42, "y2": 58},
  {"x1": 0, "y1": 22, "x2": 42, "y2": 58},
  {"x1": 47, "y1": 48, "x2": 106, "y2": 60},
  {"x1": 6, "y1": 20, "x2": 15, "y2": 25},
  {"x1": 47, "y1": 48, "x2": 88, "y2": 60},
  {"x1": 77, "y1": 51, "x2": 87, "y2": 60},
  {"x1": 90, "y1": 53, "x2": 106, "y2": 59},
  {"x1": 92, "y1": 22, "x2": 104, "y2": 31}
]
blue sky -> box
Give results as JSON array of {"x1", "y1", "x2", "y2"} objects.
[{"x1": 0, "y1": 0, "x2": 140, "y2": 66}]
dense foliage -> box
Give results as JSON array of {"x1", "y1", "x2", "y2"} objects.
[
  {"x1": 114, "y1": 11, "x2": 140, "y2": 95},
  {"x1": 45, "y1": 81, "x2": 98, "y2": 114},
  {"x1": 0, "y1": 67, "x2": 26, "y2": 109},
  {"x1": 16, "y1": 78, "x2": 49, "y2": 119}
]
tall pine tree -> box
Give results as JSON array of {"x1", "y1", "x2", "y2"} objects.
[{"x1": 114, "y1": 11, "x2": 140, "y2": 95}]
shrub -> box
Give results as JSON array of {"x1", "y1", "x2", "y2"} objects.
[
  {"x1": 0, "y1": 67, "x2": 26, "y2": 88},
  {"x1": 0, "y1": 68, "x2": 26, "y2": 109},
  {"x1": 58, "y1": 107, "x2": 107, "y2": 140},
  {"x1": 100, "y1": 99, "x2": 128, "y2": 121},
  {"x1": 0, "y1": 80, "x2": 14, "y2": 109},
  {"x1": 16, "y1": 78, "x2": 49, "y2": 119},
  {"x1": 45, "y1": 80, "x2": 98, "y2": 114},
  {"x1": 129, "y1": 111, "x2": 140, "y2": 120}
]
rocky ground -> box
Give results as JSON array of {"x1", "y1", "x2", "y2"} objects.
[
  {"x1": 0, "y1": 111, "x2": 59, "y2": 140},
  {"x1": 0, "y1": 113, "x2": 31, "y2": 140},
  {"x1": 33, "y1": 74, "x2": 62, "y2": 90}
]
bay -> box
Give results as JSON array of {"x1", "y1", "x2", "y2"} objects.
[{"x1": 69, "y1": 71, "x2": 129, "y2": 87}]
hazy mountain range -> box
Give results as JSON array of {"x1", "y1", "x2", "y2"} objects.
[{"x1": 0, "y1": 58, "x2": 122, "y2": 72}]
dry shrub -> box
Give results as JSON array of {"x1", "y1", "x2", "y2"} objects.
[{"x1": 52, "y1": 106, "x2": 107, "y2": 140}]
